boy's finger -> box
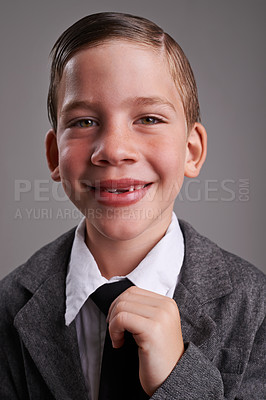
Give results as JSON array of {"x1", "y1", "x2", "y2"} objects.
[
  {"x1": 107, "y1": 301, "x2": 160, "y2": 323},
  {"x1": 107, "y1": 286, "x2": 176, "y2": 319},
  {"x1": 108, "y1": 311, "x2": 152, "y2": 348}
]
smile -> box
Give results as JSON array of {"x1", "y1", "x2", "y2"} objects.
[{"x1": 85, "y1": 179, "x2": 153, "y2": 207}]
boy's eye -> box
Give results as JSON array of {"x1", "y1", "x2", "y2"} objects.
[
  {"x1": 75, "y1": 119, "x2": 96, "y2": 128},
  {"x1": 139, "y1": 116, "x2": 160, "y2": 125}
]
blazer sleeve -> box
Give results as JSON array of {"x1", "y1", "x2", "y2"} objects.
[
  {"x1": 235, "y1": 316, "x2": 266, "y2": 398},
  {"x1": 150, "y1": 318, "x2": 266, "y2": 400},
  {"x1": 151, "y1": 342, "x2": 225, "y2": 399}
]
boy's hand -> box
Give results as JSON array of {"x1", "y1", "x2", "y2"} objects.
[{"x1": 107, "y1": 286, "x2": 184, "y2": 396}]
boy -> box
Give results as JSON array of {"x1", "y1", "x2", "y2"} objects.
[{"x1": 0, "y1": 12, "x2": 265, "y2": 400}]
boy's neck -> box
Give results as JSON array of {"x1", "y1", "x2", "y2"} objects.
[{"x1": 84, "y1": 214, "x2": 172, "y2": 280}]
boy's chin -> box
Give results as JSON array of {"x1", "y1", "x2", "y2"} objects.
[{"x1": 84, "y1": 209, "x2": 163, "y2": 243}]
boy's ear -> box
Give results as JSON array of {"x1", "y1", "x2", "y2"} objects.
[
  {"x1": 184, "y1": 122, "x2": 207, "y2": 178},
  {"x1": 45, "y1": 129, "x2": 61, "y2": 182}
]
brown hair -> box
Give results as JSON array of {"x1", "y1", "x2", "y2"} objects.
[{"x1": 47, "y1": 12, "x2": 200, "y2": 132}]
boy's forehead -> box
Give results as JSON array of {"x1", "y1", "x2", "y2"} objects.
[{"x1": 58, "y1": 40, "x2": 183, "y2": 109}]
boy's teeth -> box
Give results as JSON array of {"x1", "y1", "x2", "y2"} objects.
[{"x1": 105, "y1": 185, "x2": 146, "y2": 193}]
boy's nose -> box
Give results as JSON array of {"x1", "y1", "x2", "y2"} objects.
[{"x1": 90, "y1": 125, "x2": 139, "y2": 167}]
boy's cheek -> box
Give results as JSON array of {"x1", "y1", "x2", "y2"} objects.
[{"x1": 58, "y1": 146, "x2": 86, "y2": 175}]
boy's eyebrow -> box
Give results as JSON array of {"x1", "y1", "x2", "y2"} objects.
[
  {"x1": 129, "y1": 96, "x2": 177, "y2": 112},
  {"x1": 60, "y1": 101, "x2": 97, "y2": 116},
  {"x1": 60, "y1": 96, "x2": 177, "y2": 115}
]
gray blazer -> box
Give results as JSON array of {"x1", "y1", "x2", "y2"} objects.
[{"x1": 0, "y1": 220, "x2": 265, "y2": 400}]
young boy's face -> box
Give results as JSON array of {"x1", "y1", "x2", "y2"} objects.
[{"x1": 46, "y1": 40, "x2": 206, "y2": 242}]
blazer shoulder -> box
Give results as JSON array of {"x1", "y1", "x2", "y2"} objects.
[
  {"x1": 0, "y1": 227, "x2": 76, "y2": 319},
  {"x1": 179, "y1": 219, "x2": 265, "y2": 305}
]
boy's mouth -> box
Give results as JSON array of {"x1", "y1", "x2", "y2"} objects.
[{"x1": 84, "y1": 179, "x2": 153, "y2": 207}]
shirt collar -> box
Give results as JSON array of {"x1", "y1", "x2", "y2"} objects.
[{"x1": 65, "y1": 213, "x2": 184, "y2": 326}]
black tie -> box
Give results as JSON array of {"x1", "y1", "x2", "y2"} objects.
[{"x1": 90, "y1": 279, "x2": 149, "y2": 400}]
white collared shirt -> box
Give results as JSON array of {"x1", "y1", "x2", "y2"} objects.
[{"x1": 65, "y1": 212, "x2": 184, "y2": 400}]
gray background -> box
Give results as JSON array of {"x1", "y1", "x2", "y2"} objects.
[{"x1": 0, "y1": 0, "x2": 265, "y2": 279}]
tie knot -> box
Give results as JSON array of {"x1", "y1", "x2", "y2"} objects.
[{"x1": 90, "y1": 279, "x2": 134, "y2": 316}]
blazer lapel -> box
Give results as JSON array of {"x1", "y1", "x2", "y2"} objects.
[
  {"x1": 13, "y1": 229, "x2": 88, "y2": 400},
  {"x1": 175, "y1": 220, "x2": 234, "y2": 361},
  {"x1": 174, "y1": 282, "x2": 218, "y2": 360}
]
